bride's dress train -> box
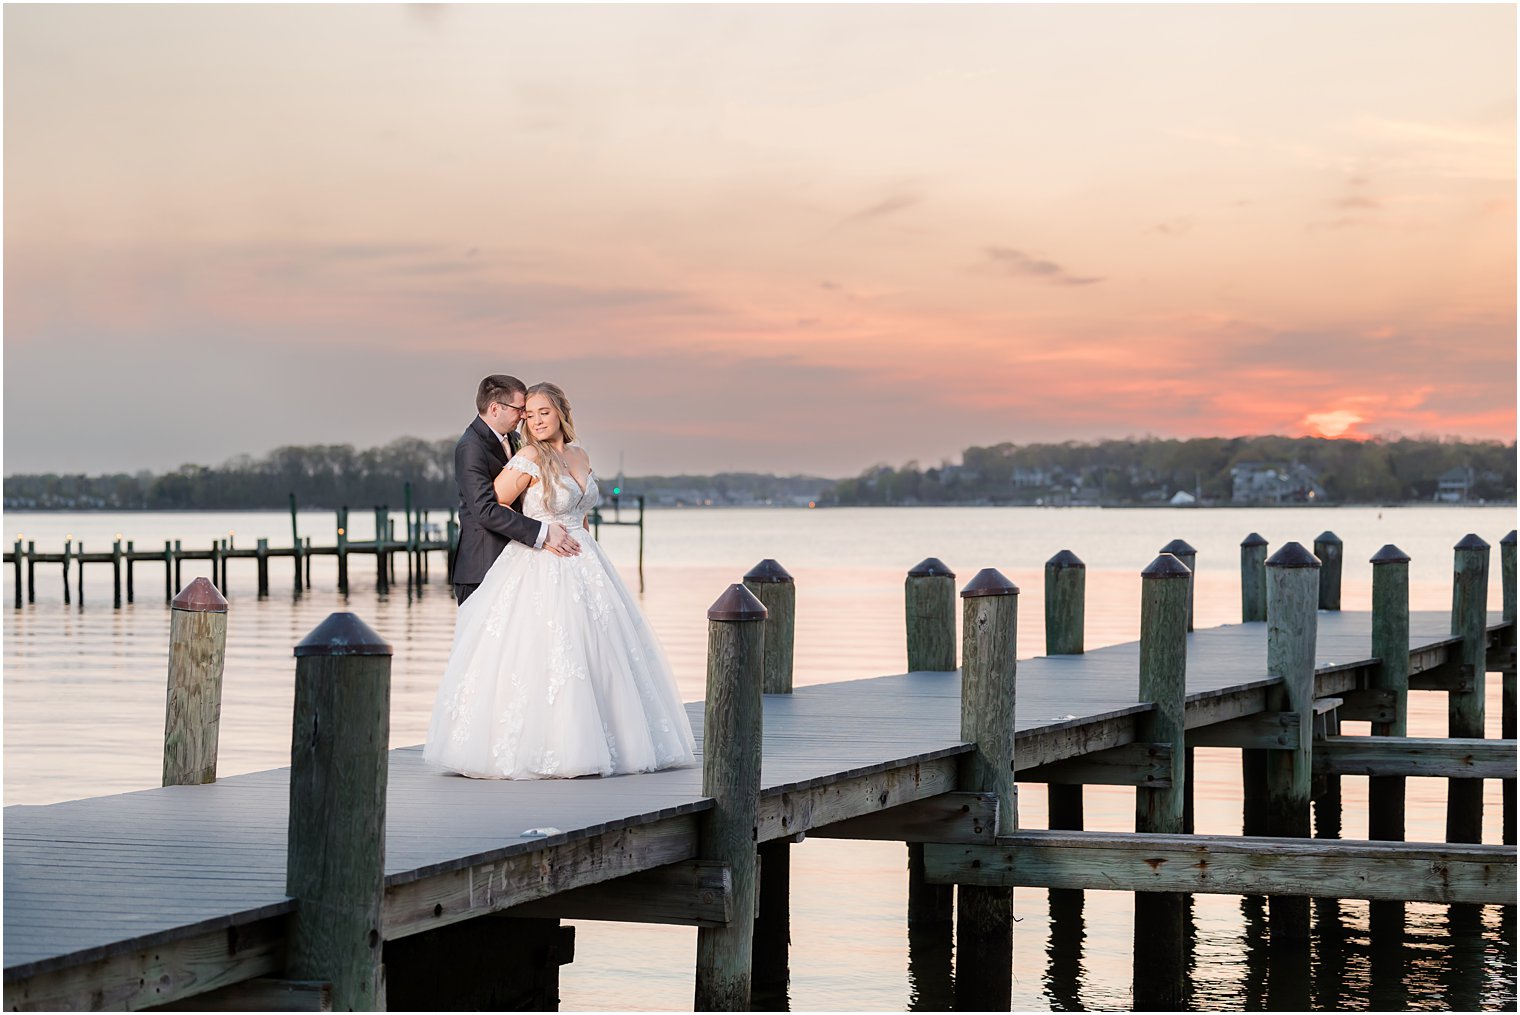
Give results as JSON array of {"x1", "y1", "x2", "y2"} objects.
[{"x1": 424, "y1": 451, "x2": 697, "y2": 779}]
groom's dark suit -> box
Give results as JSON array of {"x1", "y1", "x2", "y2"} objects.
[{"x1": 452, "y1": 416, "x2": 544, "y2": 605}]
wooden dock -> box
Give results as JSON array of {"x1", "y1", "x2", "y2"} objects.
[{"x1": 4, "y1": 532, "x2": 1516, "y2": 1011}]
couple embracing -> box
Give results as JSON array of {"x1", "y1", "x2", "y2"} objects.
[{"x1": 423, "y1": 375, "x2": 696, "y2": 780}]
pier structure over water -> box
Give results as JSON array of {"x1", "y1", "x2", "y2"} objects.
[{"x1": 4, "y1": 531, "x2": 1516, "y2": 1011}]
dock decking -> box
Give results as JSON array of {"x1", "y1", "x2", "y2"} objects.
[{"x1": 4, "y1": 609, "x2": 1511, "y2": 1010}]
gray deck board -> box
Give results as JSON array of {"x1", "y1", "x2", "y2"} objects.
[{"x1": 5, "y1": 610, "x2": 1502, "y2": 979}]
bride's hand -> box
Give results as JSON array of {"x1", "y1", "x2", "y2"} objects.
[{"x1": 545, "y1": 522, "x2": 581, "y2": 557}]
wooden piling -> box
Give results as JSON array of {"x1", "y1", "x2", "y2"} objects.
[
  {"x1": 336, "y1": 509, "x2": 349, "y2": 595},
  {"x1": 27, "y1": 540, "x2": 36, "y2": 604},
  {"x1": 77, "y1": 541, "x2": 85, "y2": 606},
  {"x1": 1264, "y1": 542, "x2": 1320, "y2": 944},
  {"x1": 162, "y1": 578, "x2": 228, "y2": 786},
  {"x1": 12, "y1": 538, "x2": 21, "y2": 609},
  {"x1": 1133, "y1": 553, "x2": 1191, "y2": 1009},
  {"x1": 1314, "y1": 531, "x2": 1343, "y2": 611},
  {"x1": 163, "y1": 541, "x2": 173, "y2": 603},
  {"x1": 955, "y1": 568, "x2": 1019, "y2": 1012},
  {"x1": 1160, "y1": 538, "x2": 1197, "y2": 631},
  {"x1": 743, "y1": 559, "x2": 794, "y2": 1002},
  {"x1": 61, "y1": 538, "x2": 71, "y2": 606},
  {"x1": 744, "y1": 560, "x2": 796, "y2": 695},
  {"x1": 374, "y1": 507, "x2": 389, "y2": 594},
  {"x1": 903, "y1": 558, "x2": 956, "y2": 962},
  {"x1": 126, "y1": 540, "x2": 135, "y2": 604},
  {"x1": 173, "y1": 540, "x2": 183, "y2": 592},
  {"x1": 111, "y1": 538, "x2": 123, "y2": 609},
  {"x1": 1368, "y1": 544, "x2": 1410, "y2": 938},
  {"x1": 285, "y1": 612, "x2": 392, "y2": 1011},
  {"x1": 1502, "y1": 530, "x2": 1516, "y2": 848},
  {"x1": 256, "y1": 539, "x2": 270, "y2": 598},
  {"x1": 210, "y1": 540, "x2": 223, "y2": 596},
  {"x1": 1044, "y1": 550, "x2": 1087, "y2": 919},
  {"x1": 1448, "y1": 534, "x2": 1489, "y2": 847},
  {"x1": 694, "y1": 585, "x2": 766, "y2": 1012},
  {"x1": 1240, "y1": 533, "x2": 1268, "y2": 623},
  {"x1": 305, "y1": 537, "x2": 313, "y2": 589}
]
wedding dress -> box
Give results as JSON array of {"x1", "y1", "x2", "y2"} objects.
[{"x1": 424, "y1": 447, "x2": 697, "y2": 779}]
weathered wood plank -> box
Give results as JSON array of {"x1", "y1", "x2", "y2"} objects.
[
  {"x1": 2, "y1": 917, "x2": 286, "y2": 1012},
  {"x1": 1315, "y1": 736, "x2": 1516, "y2": 780},
  {"x1": 923, "y1": 831, "x2": 1516, "y2": 906},
  {"x1": 757, "y1": 756, "x2": 961, "y2": 843},
  {"x1": 809, "y1": 792, "x2": 996, "y2": 843},
  {"x1": 148, "y1": 977, "x2": 331, "y2": 1012},
  {"x1": 1187, "y1": 713, "x2": 1299, "y2": 750},
  {"x1": 381, "y1": 815, "x2": 700, "y2": 940},
  {"x1": 1017, "y1": 743, "x2": 1173, "y2": 786},
  {"x1": 504, "y1": 860, "x2": 731, "y2": 928}
]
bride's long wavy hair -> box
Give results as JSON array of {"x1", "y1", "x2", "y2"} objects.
[{"x1": 518, "y1": 382, "x2": 579, "y2": 512}]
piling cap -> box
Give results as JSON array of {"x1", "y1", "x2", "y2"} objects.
[
  {"x1": 743, "y1": 559, "x2": 794, "y2": 584},
  {"x1": 1159, "y1": 538, "x2": 1196, "y2": 556},
  {"x1": 171, "y1": 577, "x2": 227, "y2": 614},
  {"x1": 1240, "y1": 532, "x2": 1268, "y2": 548},
  {"x1": 1045, "y1": 549, "x2": 1085, "y2": 570},
  {"x1": 1370, "y1": 544, "x2": 1410, "y2": 565},
  {"x1": 294, "y1": 612, "x2": 393, "y2": 657},
  {"x1": 1314, "y1": 530, "x2": 1342, "y2": 545},
  {"x1": 1265, "y1": 542, "x2": 1321, "y2": 568},
  {"x1": 1502, "y1": 530, "x2": 1517, "y2": 547},
  {"x1": 1142, "y1": 553, "x2": 1192, "y2": 579},
  {"x1": 907, "y1": 557, "x2": 954, "y2": 578},
  {"x1": 707, "y1": 583, "x2": 768, "y2": 622},
  {"x1": 961, "y1": 568, "x2": 1019, "y2": 598},
  {"x1": 1454, "y1": 533, "x2": 1490, "y2": 551}
]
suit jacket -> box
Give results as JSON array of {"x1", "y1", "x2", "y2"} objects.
[{"x1": 453, "y1": 416, "x2": 543, "y2": 586}]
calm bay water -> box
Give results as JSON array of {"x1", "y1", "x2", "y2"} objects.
[{"x1": 3, "y1": 505, "x2": 1515, "y2": 1010}]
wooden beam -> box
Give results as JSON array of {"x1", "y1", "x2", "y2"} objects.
[
  {"x1": 1314, "y1": 736, "x2": 1517, "y2": 780},
  {"x1": 2, "y1": 916, "x2": 287, "y2": 1012},
  {"x1": 382, "y1": 814, "x2": 702, "y2": 940},
  {"x1": 923, "y1": 830, "x2": 1515, "y2": 906},
  {"x1": 1187, "y1": 712, "x2": 1300, "y2": 750},
  {"x1": 809, "y1": 791, "x2": 997, "y2": 843},
  {"x1": 148, "y1": 977, "x2": 331, "y2": 1012},
  {"x1": 1013, "y1": 711, "x2": 1145, "y2": 770},
  {"x1": 503, "y1": 860, "x2": 732, "y2": 928},
  {"x1": 1337, "y1": 688, "x2": 1397, "y2": 724},
  {"x1": 756, "y1": 755, "x2": 962, "y2": 843},
  {"x1": 1017, "y1": 743, "x2": 1172, "y2": 787}
]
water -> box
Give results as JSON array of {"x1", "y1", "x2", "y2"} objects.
[{"x1": 3, "y1": 505, "x2": 1515, "y2": 1009}]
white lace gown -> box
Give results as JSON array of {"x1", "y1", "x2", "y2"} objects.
[{"x1": 424, "y1": 451, "x2": 697, "y2": 779}]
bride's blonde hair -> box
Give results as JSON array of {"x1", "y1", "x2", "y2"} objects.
[{"x1": 519, "y1": 382, "x2": 578, "y2": 512}]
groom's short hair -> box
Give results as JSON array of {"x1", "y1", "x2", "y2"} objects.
[{"x1": 476, "y1": 375, "x2": 527, "y2": 414}]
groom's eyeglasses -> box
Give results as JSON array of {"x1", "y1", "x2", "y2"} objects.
[{"x1": 496, "y1": 402, "x2": 527, "y2": 414}]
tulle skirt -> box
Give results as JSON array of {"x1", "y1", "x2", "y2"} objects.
[{"x1": 424, "y1": 527, "x2": 697, "y2": 779}]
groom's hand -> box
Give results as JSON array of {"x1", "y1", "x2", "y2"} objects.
[{"x1": 545, "y1": 523, "x2": 582, "y2": 557}]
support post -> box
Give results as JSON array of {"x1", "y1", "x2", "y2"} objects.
[
  {"x1": 1044, "y1": 550, "x2": 1087, "y2": 934},
  {"x1": 743, "y1": 560, "x2": 794, "y2": 1003},
  {"x1": 1133, "y1": 553, "x2": 1191, "y2": 1009},
  {"x1": 1448, "y1": 535, "x2": 1490, "y2": 846},
  {"x1": 336, "y1": 509, "x2": 349, "y2": 595},
  {"x1": 1502, "y1": 530, "x2": 1516, "y2": 848},
  {"x1": 290, "y1": 493, "x2": 302, "y2": 596},
  {"x1": 211, "y1": 540, "x2": 223, "y2": 596},
  {"x1": 1313, "y1": 531, "x2": 1343, "y2": 611},
  {"x1": 112, "y1": 537, "x2": 123, "y2": 609},
  {"x1": 285, "y1": 612, "x2": 392, "y2": 1011},
  {"x1": 955, "y1": 568, "x2": 1019, "y2": 1011},
  {"x1": 12, "y1": 537, "x2": 21, "y2": 609},
  {"x1": 1159, "y1": 538, "x2": 1197, "y2": 631},
  {"x1": 162, "y1": 578, "x2": 228, "y2": 786},
  {"x1": 174, "y1": 539, "x2": 183, "y2": 592},
  {"x1": 1368, "y1": 545, "x2": 1411, "y2": 940},
  {"x1": 76, "y1": 541, "x2": 84, "y2": 606},
  {"x1": 1264, "y1": 542, "x2": 1320, "y2": 944},
  {"x1": 256, "y1": 538, "x2": 270, "y2": 598},
  {"x1": 694, "y1": 585, "x2": 766, "y2": 1012},
  {"x1": 903, "y1": 557, "x2": 955, "y2": 997},
  {"x1": 1240, "y1": 532, "x2": 1268, "y2": 623},
  {"x1": 27, "y1": 540, "x2": 36, "y2": 604},
  {"x1": 163, "y1": 541, "x2": 173, "y2": 603},
  {"x1": 61, "y1": 537, "x2": 71, "y2": 606},
  {"x1": 374, "y1": 507, "x2": 389, "y2": 594},
  {"x1": 126, "y1": 540, "x2": 135, "y2": 604}
]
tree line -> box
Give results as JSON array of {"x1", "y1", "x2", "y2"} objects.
[
  {"x1": 828, "y1": 435, "x2": 1516, "y2": 506},
  {"x1": 3, "y1": 434, "x2": 1514, "y2": 511}
]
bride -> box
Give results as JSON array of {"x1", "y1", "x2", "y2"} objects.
[{"x1": 424, "y1": 382, "x2": 697, "y2": 779}]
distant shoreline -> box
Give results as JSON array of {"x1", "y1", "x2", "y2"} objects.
[{"x1": 5, "y1": 500, "x2": 1514, "y2": 513}]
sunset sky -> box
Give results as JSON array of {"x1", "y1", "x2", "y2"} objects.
[{"x1": 5, "y1": 4, "x2": 1515, "y2": 477}]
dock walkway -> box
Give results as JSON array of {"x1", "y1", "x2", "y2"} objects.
[{"x1": 4, "y1": 608, "x2": 1504, "y2": 1010}]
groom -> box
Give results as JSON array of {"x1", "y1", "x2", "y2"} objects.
[{"x1": 453, "y1": 374, "x2": 580, "y2": 605}]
